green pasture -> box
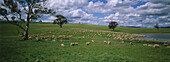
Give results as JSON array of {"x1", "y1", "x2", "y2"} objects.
[{"x1": 0, "y1": 22, "x2": 170, "y2": 62}]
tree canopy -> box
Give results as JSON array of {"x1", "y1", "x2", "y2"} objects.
[
  {"x1": 108, "y1": 22, "x2": 119, "y2": 31},
  {"x1": 53, "y1": 15, "x2": 68, "y2": 28}
]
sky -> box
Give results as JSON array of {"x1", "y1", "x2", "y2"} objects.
[{"x1": 1, "y1": 0, "x2": 170, "y2": 28}]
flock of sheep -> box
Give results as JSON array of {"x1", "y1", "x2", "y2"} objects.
[
  {"x1": 25, "y1": 29, "x2": 169, "y2": 48},
  {"x1": 61, "y1": 40, "x2": 111, "y2": 47},
  {"x1": 61, "y1": 40, "x2": 169, "y2": 48}
]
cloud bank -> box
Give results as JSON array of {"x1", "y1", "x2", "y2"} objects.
[{"x1": 1, "y1": 0, "x2": 170, "y2": 28}]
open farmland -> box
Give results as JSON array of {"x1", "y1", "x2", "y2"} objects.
[{"x1": 0, "y1": 22, "x2": 170, "y2": 62}]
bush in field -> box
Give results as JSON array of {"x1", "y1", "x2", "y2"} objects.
[{"x1": 108, "y1": 22, "x2": 119, "y2": 31}]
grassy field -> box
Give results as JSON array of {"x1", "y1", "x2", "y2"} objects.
[{"x1": 0, "y1": 22, "x2": 170, "y2": 62}]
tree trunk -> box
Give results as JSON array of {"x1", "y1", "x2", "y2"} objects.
[
  {"x1": 60, "y1": 24, "x2": 62, "y2": 28},
  {"x1": 112, "y1": 27, "x2": 115, "y2": 31},
  {"x1": 23, "y1": 11, "x2": 30, "y2": 40},
  {"x1": 23, "y1": 19, "x2": 29, "y2": 40},
  {"x1": 23, "y1": 30, "x2": 28, "y2": 40}
]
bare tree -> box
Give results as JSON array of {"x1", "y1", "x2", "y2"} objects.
[
  {"x1": 53, "y1": 15, "x2": 68, "y2": 28},
  {"x1": 108, "y1": 22, "x2": 119, "y2": 31},
  {"x1": 0, "y1": 0, "x2": 53, "y2": 40}
]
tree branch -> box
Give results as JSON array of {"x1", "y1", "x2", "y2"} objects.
[
  {"x1": 17, "y1": 12, "x2": 25, "y2": 22},
  {"x1": 3, "y1": 15, "x2": 26, "y2": 31}
]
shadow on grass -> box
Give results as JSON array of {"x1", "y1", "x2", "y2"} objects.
[{"x1": 109, "y1": 30, "x2": 121, "y2": 32}]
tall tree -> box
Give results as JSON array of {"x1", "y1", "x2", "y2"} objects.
[
  {"x1": 0, "y1": 0, "x2": 53, "y2": 40},
  {"x1": 108, "y1": 22, "x2": 119, "y2": 31},
  {"x1": 53, "y1": 15, "x2": 67, "y2": 28}
]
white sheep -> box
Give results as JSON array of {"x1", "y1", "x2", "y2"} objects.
[
  {"x1": 148, "y1": 45, "x2": 153, "y2": 47},
  {"x1": 91, "y1": 40, "x2": 95, "y2": 42},
  {"x1": 35, "y1": 37, "x2": 40, "y2": 41},
  {"x1": 121, "y1": 41, "x2": 124, "y2": 44},
  {"x1": 52, "y1": 39, "x2": 56, "y2": 42},
  {"x1": 143, "y1": 44, "x2": 147, "y2": 46},
  {"x1": 104, "y1": 40, "x2": 107, "y2": 44},
  {"x1": 70, "y1": 43, "x2": 75, "y2": 46},
  {"x1": 108, "y1": 41, "x2": 111, "y2": 45},
  {"x1": 52, "y1": 35, "x2": 55, "y2": 38},
  {"x1": 129, "y1": 42, "x2": 133, "y2": 46},
  {"x1": 28, "y1": 36, "x2": 32, "y2": 39},
  {"x1": 163, "y1": 41, "x2": 169, "y2": 47},
  {"x1": 86, "y1": 42, "x2": 90, "y2": 45},
  {"x1": 61, "y1": 44, "x2": 65, "y2": 47},
  {"x1": 153, "y1": 44, "x2": 160, "y2": 48},
  {"x1": 75, "y1": 43, "x2": 79, "y2": 45}
]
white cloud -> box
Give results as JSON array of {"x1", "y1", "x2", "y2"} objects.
[
  {"x1": 93, "y1": 0, "x2": 170, "y2": 27},
  {"x1": 83, "y1": 0, "x2": 138, "y2": 13},
  {"x1": 1, "y1": 0, "x2": 170, "y2": 28},
  {"x1": 46, "y1": 0, "x2": 88, "y2": 11},
  {"x1": 83, "y1": 1, "x2": 112, "y2": 13},
  {"x1": 67, "y1": 9, "x2": 97, "y2": 24},
  {"x1": 43, "y1": 0, "x2": 99, "y2": 24}
]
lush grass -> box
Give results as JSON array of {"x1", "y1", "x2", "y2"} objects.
[{"x1": 0, "y1": 22, "x2": 170, "y2": 62}]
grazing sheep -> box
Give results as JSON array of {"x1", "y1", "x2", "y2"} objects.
[
  {"x1": 54, "y1": 38, "x2": 57, "y2": 40},
  {"x1": 52, "y1": 39, "x2": 56, "y2": 42},
  {"x1": 91, "y1": 40, "x2": 95, "y2": 42},
  {"x1": 129, "y1": 42, "x2": 133, "y2": 46},
  {"x1": 143, "y1": 44, "x2": 147, "y2": 46},
  {"x1": 121, "y1": 41, "x2": 124, "y2": 44},
  {"x1": 75, "y1": 43, "x2": 79, "y2": 45},
  {"x1": 61, "y1": 44, "x2": 65, "y2": 47},
  {"x1": 34, "y1": 34, "x2": 39, "y2": 37},
  {"x1": 148, "y1": 45, "x2": 153, "y2": 47},
  {"x1": 49, "y1": 31, "x2": 52, "y2": 34},
  {"x1": 86, "y1": 42, "x2": 90, "y2": 45},
  {"x1": 163, "y1": 41, "x2": 169, "y2": 47},
  {"x1": 35, "y1": 37, "x2": 40, "y2": 41},
  {"x1": 47, "y1": 35, "x2": 51, "y2": 38},
  {"x1": 78, "y1": 37, "x2": 81, "y2": 40},
  {"x1": 41, "y1": 33, "x2": 45, "y2": 36},
  {"x1": 45, "y1": 39, "x2": 48, "y2": 41},
  {"x1": 58, "y1": 35, "x2": 63, "y2": 38},
  {"x1": 52, "y1": 35, "x2": 55, "y2": 38},
  {"x1": 41, "y1": 37, "x2": 46, "y2": 39},
  {"x1": 167, "y1": 46, "x2": 170, "y2": 48},
  {"x1": 70, "y1": 43, "x2": 75, "y2": 46},
  {"x1": 68, "y1": 35, "x2": 73, "y2": 38},
  {"x1": 36, "y1": 59, "x2": 40, "y2": 62},
  {"x1": 108, "y1": 41, "x2": 111, "y2": 45},
  {"x1": 153, "y1": 44, "x2": 160, "y2": 48},
  {"x1": 104, "y1": 40, "x2": 107, "y2": 44},
  {"x1": 82, "y1": 36, "x2": 85, "y2": 38},
  {"x1": 60, "y1": 39, "x2": 63, "y2": 41},
  {"x1": 28, "y1": 36, "x2": 32, "y2": 39}
]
